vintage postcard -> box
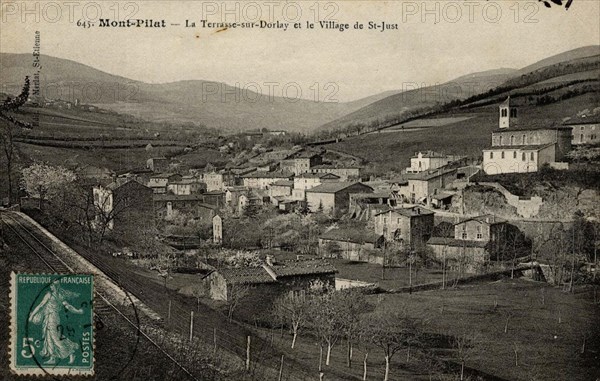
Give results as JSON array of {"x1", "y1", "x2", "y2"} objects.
[
  {"x1": 1, "y1": 1, "x2": 599, "y2": 380},
  {"x1": 9, "y1": 273, "x2": 94, "y2": 376}
]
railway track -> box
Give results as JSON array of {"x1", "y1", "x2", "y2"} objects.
[
  {"x1": 2, "y1": 211, "x2": 324, "y2": 380},
  {"x1": 1, "y1": 211, "x2": 198, "y2": 381}
]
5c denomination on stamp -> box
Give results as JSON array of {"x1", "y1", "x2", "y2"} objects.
[{"x1": 9, "y1": 272, "x2": 95, "y2": 376}]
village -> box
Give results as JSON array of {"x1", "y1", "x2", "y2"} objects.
[
  {"x1": 2, "y1": 84, "x2": 599, "y2": 380},
  {"x1": 0, "y1": 7, "x2": 599, "y2": 375}
]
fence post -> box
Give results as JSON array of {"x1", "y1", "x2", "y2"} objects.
[
  {"x1": 167, "y1": 300, "x2": 171, "y2": 323},
  {"x1": 189, "y1": 311, "x2": 194, "y2": 341},
  {"x1": 278, "y1": 355, "x2": 284, "y2": 381},
  {"x1": 246, "y1": 336, "x2": 251, "y2": 371},
  {"x1": 213, "y1": 328, "x2": 217, "y2": 356}
]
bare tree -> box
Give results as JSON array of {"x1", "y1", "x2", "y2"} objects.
[
  {"x1": 362, "y1": 306, "x2": 425, "y2": 381},
  {"x1": 273, "y1": 293, "x2": 310, "y2": 349},
  {"x1": 226, "y1": 283, "x2": 249, "y2": 322},
  {"x1": 307, "y1": 289, "x2": 344, "y2": 366},
  {"x1": 452, "y1": 329, "x2": 481, "y2": 381},
  {"x1": 336, "y1": 289, "x2": 369, "y2": 368}
]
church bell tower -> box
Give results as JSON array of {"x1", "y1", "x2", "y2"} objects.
[{"x1": 499, "y1": 96, "x2": 517, "y2": 129}]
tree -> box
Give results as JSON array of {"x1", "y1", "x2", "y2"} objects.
[
  {"x1": 226, "y1": 283, "x2": 249, "y2": 322},
  {"x1": 273, "y1": 293, "x2": 310, "y2": 349},
  {"x1": 452, "y1": 328, "x2": 481, "y2": 381},
  {"x1": 362, "y1": 306, "x2": 425, "y2": 381},
  {"x1": 307, "y1": 288, "x2": 344, "y2": 366},
  {"x1": 336, "y1": 289, "x2": 369, "y2": 368},
  {"x1": 20, "y1": 163, "x2": 77, "y2": 209}
]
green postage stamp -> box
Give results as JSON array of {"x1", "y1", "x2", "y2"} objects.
[{"x1": 10, "y1": 272, "x2": 95, "y2": 376}]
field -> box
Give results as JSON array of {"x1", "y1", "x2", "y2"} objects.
[{"x1": 251, "y1": 279, "x2": 600, "y2": 381}]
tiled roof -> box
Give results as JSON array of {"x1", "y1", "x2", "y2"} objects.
[
  {"x1": 312, "y1": 164, "x2": 361, "y2": 170},
  {"x1": 218, "y1": 260, "x2": 337, "y2": 284},
  {"x1": 405, "y1": 167, "x2": 457, "y2": 181},
  {"x1": 427, "y1": 237, "x2": 488, "y2": 248},
  {"x1": 271, "y1": 180, "x2": 294, "y2": 187},
  {"x1": 273, "y1": 260, "x2": 337, "y2": 277},
  {"x1": 374, "y1": 206, "x2": 434, "y2": 218},
  {"x1": 456, "y1": 214, "x2": 506, "y2": 225},
  {"x1": 219, "y1": 267, "x2": 277, "y2": 285},
  {"x1": 306, "y1": 182, "x2": 373, "y2": 194},
  {"x1": 296, "y1": 172, "x2": 340, "y2": 179},
  {"x1": 319, "y1": 228, "x2": 383, "y2": 245},
  {"x1": 242, "y1": 170, "x2": 293, "y2": 179},
  {"x1": 492, "y1": 125, "x2": 572, "y2": 133},
  {"x1": 483, "y1": 143, "x2": 555, "y2": 151}
]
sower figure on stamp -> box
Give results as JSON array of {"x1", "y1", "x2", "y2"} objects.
[{"x1": 28, "y1": 282, "x2": 83, "y2": 365}]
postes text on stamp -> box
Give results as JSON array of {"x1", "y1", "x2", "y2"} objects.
[{"x1": 10, "y1": 272, "x2": 94, "y2": 376}]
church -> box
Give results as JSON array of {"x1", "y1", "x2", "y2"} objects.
[{"x1": 482, "y1": 97, "x2": 573, "y2": 175}]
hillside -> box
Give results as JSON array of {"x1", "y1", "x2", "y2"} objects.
[
  {"x1": 321, "y1": 45, "x2": 599, "y2": 133},
  {"x1": 328, "y1": 92, "x2": 599, "y2": 176},
  {"x1": 0, "y1": 53, "x2": 395, "y2": 133}
]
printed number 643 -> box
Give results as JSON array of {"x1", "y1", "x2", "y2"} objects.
[{"x1": 21, "y1": 337, "x2": 39, "y2": 358}]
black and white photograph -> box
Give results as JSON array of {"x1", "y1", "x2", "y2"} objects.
[{"x1": 1, "y1": 0, "x2": 599, "y2": 380}]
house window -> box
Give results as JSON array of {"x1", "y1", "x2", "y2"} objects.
[
  {"x1": 499, "y1": 136, "x2": 503, "y2": 145},
  {"x1": 530, "y1": 152, "x2": 534, "y2": 160},
  {"x1": 580, "y1": 134, "x2": 584, "y2": 143},
  {"x1": 513, "y1": 151, "x2": 517, "y2": 159},
  {"x1": 501, "y1": 151, "x2": 505, "y2": 159},
  {"x1": 522, "y1": 135, "x2": 527, "y2": 144},
  {"x1": 510, "y1": 135, "x2": 515, "y2": 145},
  {"x1": 522, "y1": 152, "x2": 526, "y2": 161},
  {"x1": 490, "y1": 152, "x2": 494, "y2": 159},
  {"x1": 476, "y1": 233, "x2": 483, "y2": 239},
  {"x1": 510, "y1": 109, "x2": 517, "y2": 118},
  {"x1": 461, "y1": 232, "x2": 468, "y2": 239}
]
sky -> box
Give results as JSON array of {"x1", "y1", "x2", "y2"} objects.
[{"x1": 1, "y1": 0, "x2": 599, "y2": 101}]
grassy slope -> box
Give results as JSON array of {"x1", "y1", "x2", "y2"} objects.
[
  {"x1": 376, "y1": 280, "x2": 600, "y2": 381},
  {"x1": 328, "y1": 92, "x2": 599, "y2": 175}
]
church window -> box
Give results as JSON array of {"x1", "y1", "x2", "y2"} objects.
[
  {"x1": 490, "y1": 152, "x2": 493, "y2": 159},
  {"x1": 530, "y1": 152, "x2": 534, "y2": 160},
  {"x1": 522, "y1": 152, "x2": 526, "y2": 161},
  {"x1": 510, "y1": 135, "x2": 515, "y2": 145},
  {"x1": 522, "y1": 135, "x2": 527, "y2": 144},
  {"x1": 510, "y1": 109, "x2": 518, "y2": 118},
  {"x1": 501, "y1": 109, "x2": 507, "y2": 117},
  {"x1": 513, "y1": 151, "x2": 517, "y2": 159},
  {"x1": 501, "y1": 151, "x2": 505, "y2": 159}
]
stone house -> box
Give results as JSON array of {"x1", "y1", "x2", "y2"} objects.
[
  {"x1": 305, "y1": 182, "x2": 374, "y2": 214},
  {"x1": 403, "y1": 168, "x2": 457, "y2": 204},
  {"x1": 147, "y1": 173, "x2": 183, "y2": 194},
  {"x1": 280, "y1": 150, "x2": 323, "y2": 175},
  {"x1": 242, "y1": 170, "x2": 294, "y2": 190},
  {"x1": 373, "y1": 206, "x2": 434, "y2": 249},
  {"x1": 268, "y1": 180, "x2": 294, "y2": 199},
  {"x1": 203, "y1": 260, "x2": 337, "y2": 320},
  {"x1": 564, "y1": 114, "x2": 600, "y2": 145},
  {"x1": 203, "y1": 172, "x2": 225, "y2": 192},
  {"x1": 146, "y1": 157, "x2": 169, "y2": 173},
  {"x1": 318, "y1": 228, "x2": 384, "y2": 261},
  {"x1": 153, "y1": 194, "x2": 219, "y2": 221},
  {"x1": 310, "y1": 164, "x2": 361, "y2": 181},
  {"x1": 427, "y1": 214, "x2": 508, "y2": 271},
  {"x1": 405, "y1": 151, "x2": 462, "y2": 173},
  {"x1": 292, "y1": 172, "x2": 340, "y2": 200},
  {"x1": 167, "y1": 179, "x2": 206, "y2": 195}
]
